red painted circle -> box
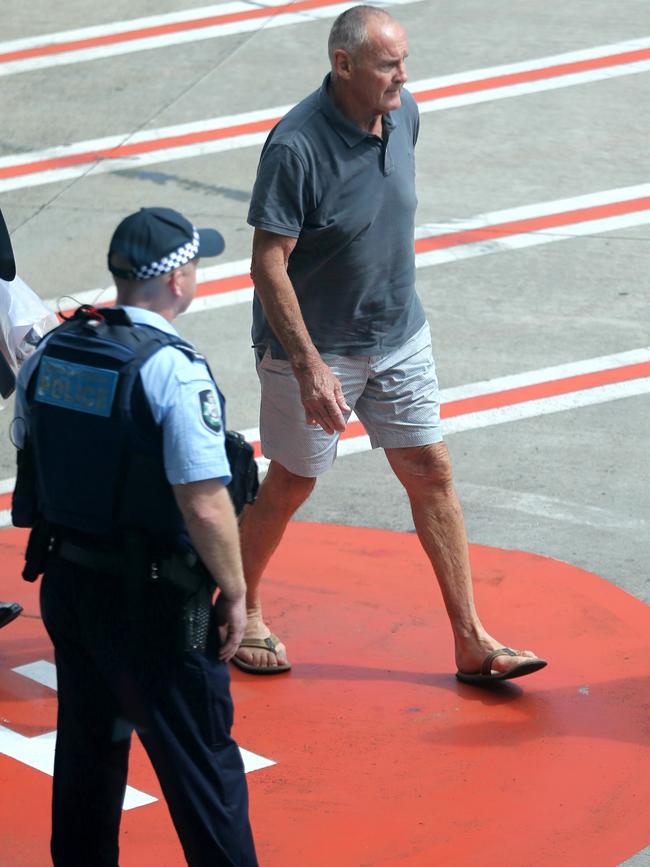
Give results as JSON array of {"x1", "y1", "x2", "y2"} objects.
[{"x1": 1, "y1": 523, "x2": 648, "y2": 866}]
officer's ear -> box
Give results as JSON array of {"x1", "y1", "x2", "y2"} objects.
[{"x1": 166, "y1": 268, "x2": 184, "y2": 299}]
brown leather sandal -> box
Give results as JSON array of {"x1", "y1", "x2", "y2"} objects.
[
  {"x1": 456, "y1": 647, "x2": 547, "y2": 685},
  {"x1": 232, "y1": 633, "x2": 292, "y2": 674}
]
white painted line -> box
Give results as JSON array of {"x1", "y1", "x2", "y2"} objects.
[
  {"x1": 35, "y1": 183, "x2": 650, "y2": 318},
  {"x1": 439, "y1": 348, "x2": 650, "y2": 402},
  {"x1": 417, "y1": 60, "x2": 650, "y2": 113},
  {"x1": 2, "y1": 348, "x2": 648, "y2": 523},
  {"x1": 240, "y1": 747, "x2": 276, "y2": 773},
  {"x1": 0, "y1": 0, "x2": 422, "y2": 77},
  {"x1": 414, "y1": 211, "x2": 650, "y2": 270},
  {"x1": 0, "y1": 723, "x2": 158, "y2": 809},
  {"x1": 441, "y1": 378, "x2": 650, "y2": 436},
  {"x1": 4, "y1": 38, "x2": 650, "y2": 192},
  {"x1": 3, "y1": 658, "x2": 277, "y2": 807},
  {"x1": 12, "y1": 660, "x2": 57, "y2": 690}
]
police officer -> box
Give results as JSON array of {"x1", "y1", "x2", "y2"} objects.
[{"x1": 12, "y1": 207, "x2": 258, "y2": 866}]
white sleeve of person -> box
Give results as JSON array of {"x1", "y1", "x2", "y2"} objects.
[
  {"x1": 140, "y1": 346, "x2": 231, "y2": 486},
  {"x1": 0, "y1": 274, "x2": 59, "y2": 401}
]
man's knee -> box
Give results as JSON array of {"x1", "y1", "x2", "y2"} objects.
[
  {"x1": 386, "y1": 442, "x2": 455, "y2": 492},
  {"x1": 265, "y1": 460, "x2": 317, "y2": 508}
]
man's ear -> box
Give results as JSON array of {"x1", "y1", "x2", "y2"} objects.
[
  {"x1": 166, "y1": 268, "x2": 183, "y2": 298},
  {"x1": 333, "y1": 48, "x2": 354, "y2": 79}
]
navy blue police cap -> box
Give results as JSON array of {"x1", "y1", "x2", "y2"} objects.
[
  {"x1": 0, "y1": 208, "x2": 16, "y2": 282},
  {"x1": 108, "y1": 206, "x2": 225, "y2": 281}
]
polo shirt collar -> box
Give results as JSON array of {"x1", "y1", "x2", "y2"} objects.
[{"x1": 318, "y1": 74, "x2": 397, "y2": 147}]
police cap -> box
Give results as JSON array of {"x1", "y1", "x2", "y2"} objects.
[{"x1": 108, "y1": 207, "x2": 225, "y2": 281}]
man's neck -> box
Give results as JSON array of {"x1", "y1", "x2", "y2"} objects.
[{"x1": 328, "y1": 77, "x2": 383, "y2": 136}]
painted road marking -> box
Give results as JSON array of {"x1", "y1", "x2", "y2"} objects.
[
  {"x1": 2, "y1": 526, "x2": 649, "y2": 862},
  {"x1": 0, "y1": 721, "x2": 157, "y2": 810},
  {"x1": 0, "y1": 0, "x2": 422, "y2": 77},
  {"x1": 12, "y1": 660, "x2": 58, "y2": 689},
  {"x1": 3, "y1": 38, "x2": 650, "y2": 191},
  {"x1": 2, "y1": 348, "x2": 648, "y2": 522},
  {"x1": 0, "y1": 659, "x2": 276, "y2": 809},
  {"x1": 39, "y1": 182, "x2": 650, "y2": 318}
]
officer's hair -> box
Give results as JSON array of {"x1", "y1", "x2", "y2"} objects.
[
  {"x1": 113, "y1": 275, "x2": 162, "y2": 305},
  {"x1": 328, "y1": 6, "x2": 392, "y2": 64}
]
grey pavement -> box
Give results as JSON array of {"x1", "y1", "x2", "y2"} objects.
[{"x1": 1, "y1": 1, "x2": 649, "y2": 863}]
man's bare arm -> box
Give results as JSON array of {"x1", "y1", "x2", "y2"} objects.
[
  {"x1": 173, "y1": 478, "x2": 246, "y2": 660},
  {"x1": 250, "y1": 227, "x2": 349, "y2": 433}
]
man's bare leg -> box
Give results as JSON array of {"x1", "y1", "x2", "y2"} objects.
[
  {"x1": 385, "y1": 442, "x2": 543, "y2": 676},
  {"x1": 236, "y1": 460, "x2": 316, "y2": 670}
]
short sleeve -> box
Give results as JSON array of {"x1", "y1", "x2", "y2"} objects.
[
  {"x1": 247, "y1": 143, "x2": 311, "y2": 238},
  {"x1": 140, "y1": 348, "x2": 231, "y2": 486},
  {"x1": 402, "y1": 87, "x2": 419, "y2": 146},
  {"x1": 13, "y1": 338, "x2": 52, "y2": 448}
]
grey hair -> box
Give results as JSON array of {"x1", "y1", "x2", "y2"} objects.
[{"x1": 327, "y1": 5, "x2": 392, "y2": 65}]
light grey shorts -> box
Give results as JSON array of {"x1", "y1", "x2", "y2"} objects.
[{"x1": 256, "y1": 322, "x2": 443, "y2": 477}]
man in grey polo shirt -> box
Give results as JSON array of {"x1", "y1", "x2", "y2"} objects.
[{"x1": 236, "y1": 5, "x2": 547, "y2": 685}]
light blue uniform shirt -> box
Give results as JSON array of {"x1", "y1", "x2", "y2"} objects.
[{"x1": 14, "y1": 306, "x2": 231, "y2": 487}]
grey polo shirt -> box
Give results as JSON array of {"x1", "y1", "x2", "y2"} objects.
[{"x1": 247, "y1": 74, "x2": 425, "y2": 358}]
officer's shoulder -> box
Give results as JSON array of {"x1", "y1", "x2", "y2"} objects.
[
  {"x1": 145, "y1": 341, "x2": 210, "y2": 381},
  {"x1": 168, "y1": 340, "x2": 206, "y2": 365},
  {"x1": 154, "y1": 342, "x2": 208, "y2": 368}
]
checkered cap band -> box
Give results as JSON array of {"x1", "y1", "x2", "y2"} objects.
[{"x1": 132, "y1": 227, "x2": 200, "y2": 280}]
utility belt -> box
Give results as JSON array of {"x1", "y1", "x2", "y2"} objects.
[
  {"x1": 24, "y1": 521, "x2": 215, "y2": 653},
  {"x1": 56, "y1": 539, "x2": 209, "y2": 594}
]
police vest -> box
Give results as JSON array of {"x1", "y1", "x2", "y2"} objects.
[{"x1": 25, "y1": 306, "x2": 216, "y2": 542}]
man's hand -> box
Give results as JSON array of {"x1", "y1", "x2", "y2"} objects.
[
  {"x1": 294, "y1": 356, "x2": 350, "y2": 434},
  {"x1": 215, "y1": 592, "x2": 247, "y2": 662}
]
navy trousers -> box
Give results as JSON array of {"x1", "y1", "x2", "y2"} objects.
[{"x1": 40, "y1": 559, "x2": 258, "y2": 867}]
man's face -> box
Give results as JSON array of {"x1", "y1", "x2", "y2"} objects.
[{"x1": 348, "y1": 19, "x2": 409, "y2": 116}]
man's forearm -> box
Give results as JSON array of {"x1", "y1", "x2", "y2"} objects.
[
  {"x1": 173, "y1": 480, "x2": 245, "y2": 601},
  {"x1": 252, "y1": 262, "x2": 319, "y2": 370}
]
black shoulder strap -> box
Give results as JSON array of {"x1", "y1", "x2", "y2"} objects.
[{"x1": 116, "y1": 326, "x2": 208, "y2": 415}]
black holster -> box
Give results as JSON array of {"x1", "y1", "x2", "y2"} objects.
[
  {"x1": 158, "y1": 550, "x2": 215, "y2": 653},
  {"x1": 22, "y1": 519, "x2": 55, "y2": 583}
]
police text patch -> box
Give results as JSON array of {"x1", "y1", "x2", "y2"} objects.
[
  {"x1": 199, "y1": 389, "x2": 222, "y2": 433},
  {"x1": 34, "y1": 357, "x2": 118, "y2": 417}
]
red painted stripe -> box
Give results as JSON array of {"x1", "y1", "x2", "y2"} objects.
[
  {"x1": 442, "y1": 361, "x2": 650, "y2": 417},
  {"x1": 195, "y1": 273, "x2": 252, "y2": 298},
  {"x1": 3, "y1": 47, "x2": 650, "y2": 181},
  {"x1": 50, "y1": 194, "x2": 650, "y2": 322},
  {"x1": 54, "y1": 273, "x2": 253, "y2": 319},
  {"x1": 0, "y1": 117, "x2": 279, "y2": 181},
  {"x1": 414, "y1": 197, "x2": 650, "y2": 253},
  {"x1": 0, "y1": 0, "x2": 347, "y2": 64},
  {"x1": 1, "y1": 360, "x2": 648, "y2": 508},
  {"x1": 415, "y1": 46, "x2": 650, "y2": 102}
]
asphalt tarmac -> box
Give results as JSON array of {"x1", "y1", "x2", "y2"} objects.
[{"x1": 1, "y1": 1, "x2": 648, "y2": 864}]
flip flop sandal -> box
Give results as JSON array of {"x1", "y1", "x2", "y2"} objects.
[
  {"x1": 455, "y1": 647, "x2": 547, "y2": 685},
  {"x1": 0, "y1": 602, "x2": 23, "y2": 630},
  {"x1": 232, "y1": 633, "x2": 292, "y2": 674}
]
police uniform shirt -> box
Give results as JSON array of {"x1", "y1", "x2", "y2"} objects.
[{"x1": 13, "y1": 306, "x2": 231, "y2": 487}]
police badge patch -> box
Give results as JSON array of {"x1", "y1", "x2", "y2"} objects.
[{"x1": 199, "y1": 389, "x2": 222, "y2": 433}]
